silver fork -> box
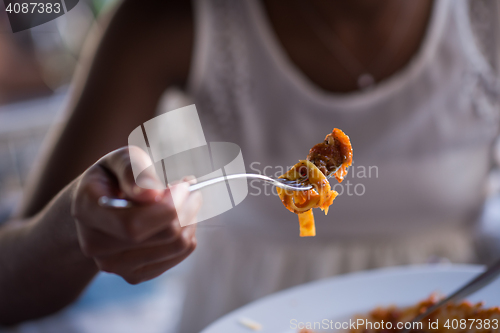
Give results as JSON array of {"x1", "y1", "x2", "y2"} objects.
[
  {"x1": 98, "y1": 173, "x2": 313, "y2": 209},
  {"x1": 401, "y1": 258, "x2": 500, "y2": 333}
]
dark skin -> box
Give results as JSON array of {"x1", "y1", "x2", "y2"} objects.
[
  {"x1": 0, "y1": 0, "x2": 432, "y2": 325},
  {"x1": 20, "y1": 0, "x2": 195, "y2": 216},
  {"x1": 264, "y1": 0, "x2": 433, "y2": 92}
]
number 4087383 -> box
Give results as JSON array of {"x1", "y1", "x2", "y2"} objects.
[{"x1": 5, "y1": 2, "x2": 61, "y2": 14}]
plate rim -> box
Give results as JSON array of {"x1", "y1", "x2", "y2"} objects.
[{"x1": 201, "y1": 264, "x2": 486, "y2": 332}]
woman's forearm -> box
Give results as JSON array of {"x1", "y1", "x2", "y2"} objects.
[
  {"x1": 0, "y1": 0, "x2": 195, "y2": 325},
  {"x1": 0, "y1": 181, "x2": 98, "y2": 326}
]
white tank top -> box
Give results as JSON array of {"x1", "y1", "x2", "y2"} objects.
[
  {"x1": 174, "y1": 2, "x2": 500, "y2": 331},
  {"x1": 185, "y1": 0, "x2": 500, "y2": 241}
]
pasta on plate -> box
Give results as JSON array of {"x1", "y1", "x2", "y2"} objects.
[
  {"x1": 299, "y1": 294, "x2": 500, "y2": 333},
  {"x1": 350, "y1": 294, "x2": 500, "y2": 333}
]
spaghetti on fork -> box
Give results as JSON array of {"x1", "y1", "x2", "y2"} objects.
[{"x1": 277, "y1": 128, "x2": 353, "y2": 237}]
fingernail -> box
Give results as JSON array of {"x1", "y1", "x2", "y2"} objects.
[
  {"x1": 183, "y1": 175, "x2": 197, "y2": 184},
  {"x1": 183, "y1": 229, "x2": 190, "y2": 241},
  {"x1": 141, "y1": 177, "x2": 162, "y2": 189},
  {"x1": 171, "y1": 182, "x2": 190, "y2": 203},
  {"x1": 183, "y1": 227, "x2": 196, "y2": 241},
  {"x1": 191, "y1": 191, "x2": 203, "y2": 205}
]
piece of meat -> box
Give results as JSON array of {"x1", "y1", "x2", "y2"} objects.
[
  {"x1": 307, "y1": 128, "x2": 353, "y2": 182},
  {"x1": 278, "y1": 128, "x2": 352, "y2": 237}
]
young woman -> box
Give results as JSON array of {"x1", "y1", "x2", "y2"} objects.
[{"x1": 2, "y1": 0, "x2": 499, "y2": 331}]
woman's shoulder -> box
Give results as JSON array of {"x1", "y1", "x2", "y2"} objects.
[{"x1": 109, "y1": 0, "x2": 195, "y2": 86}]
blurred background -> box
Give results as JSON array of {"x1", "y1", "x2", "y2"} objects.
[
  {"x1": 1, "y1": 1, "x2": 500, "y2": 332},
  {"x1": 0, "y1": 1, "x2": 189, "y2": 333},
  {"x1": 0, "y1": 0, "x2": 110, "y2": 221}
]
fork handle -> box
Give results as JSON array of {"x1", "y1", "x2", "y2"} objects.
[
  {"x1": 97, "y1": 173, "x2": 280, "y2": 209},
  {"x1": 402, "y1": 258, "x2": 500, "y2": 333},
  {"x1": 443, "y1": 258, "x2": 500, "y2": 303},
  {"x1": 98, "y1": 175, "x2": 236, "y2": 209}
]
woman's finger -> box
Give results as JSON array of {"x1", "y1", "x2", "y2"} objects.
[
  {"x1": 94, "y1": 226, "x2": 196, "y2": 275},
  {"x1": 75, "y1": 166, "x2": 191, "y2": 241},
  {"x1": 75, "y1": 222, "x2": 185, "y2": 257},
  {"x1": 176, "y1": 191, "x2": 203, "y2": 227},
  {"x1": 126, "y1": 237, "x2": 197, "y2": 284},
  {"x1": 98, "y1": 146, "x2": 164, "y2": 203}
]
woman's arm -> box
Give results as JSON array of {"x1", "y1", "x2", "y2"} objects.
[
  {"x1": 0, "y1": 147, "x2": 201, "y2": 325},
  {"x1": 0, "y1": 0, "x2": 196, "y2": 325},
  {"x1": 0, "y1": 180, "x2": 97, "y2": 325},
  {"x1": 19, "y1": 0, "x2": 194, "y2": 217}
]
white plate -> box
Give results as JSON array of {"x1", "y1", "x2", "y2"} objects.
[{"x1": 201, "y1": 264, "x2": 500, "y2": 333}]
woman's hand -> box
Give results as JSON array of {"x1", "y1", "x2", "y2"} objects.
[{"x1": 71, "y1": 146, "x2": 201, "y2": 284}]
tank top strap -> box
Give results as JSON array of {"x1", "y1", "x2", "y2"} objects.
[
  {"x1": 189, "y1": 0, "x2": 251, "y2": 139},
  {"x1": 468, "y1": 0, "x2": 500, "y2": 75}
]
